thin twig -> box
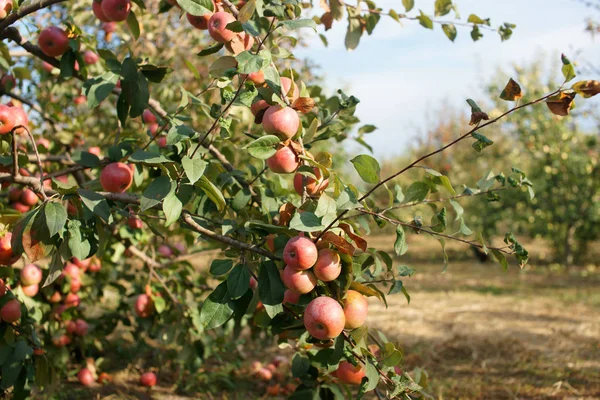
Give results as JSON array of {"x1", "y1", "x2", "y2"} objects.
[
  {"x1": 11, "y1": 130, "x2": 18, "y2": 177},
  {"x1": 21, "y1": 126, "x2": 48, "y2": 200},
  {"x1": 383, "y1": 187, "x2": 509, "y2": 211}
]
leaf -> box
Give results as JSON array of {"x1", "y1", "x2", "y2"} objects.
[
  {"x1": 394, "y1": 225, "x2": 408, "y2": 256},
  {"x1": 471, "y1": 132, "x2": 494, "y2": 152},
  {"x1": 199, "y1": 281, "x2": 234, "y2": 329},
  {"x1": 177, "y1": 0, "x2": 214, "y2": 15},
  {"x1": 402, "y1": 0, "x2": 414, "y2": 12},
  {"x1": 345, "y1": 17, "x2": 362, "y2": 51},
  {"x1": 499, "y1": 78, "x2": 523, "y2": 101},
  {"x1": 141, "y1": 176, "x2": 173, "y2": 211},
  {"x1": 571, "y1": 80, "x2": 600, "y2": 98},
  {"x1": 243, "y1": 135, "x2": 280, "y2": 159},
  {"x1": 227, "y1": 264, "x2": 250, "y2": 298},
  {"x1": 181, "y1": 156, "x2": 207, "y2": 184},
  {"x1": 561, "y1": 53, "x2": 576, "y2": 82},
  {"x1": 350, "y1": 154, "x2": 380, "y2": 184},
  {"x1": 43, "y1": 252, "x2": 64, "y2": 287},
  {"x1": 364, "y1": 362, "x2": 379, "y2": 391},
  {"x1": 209, "y1": 56, "x2": 238, "y2": 77},
  {"x1": 292, "y1": 97, "x2": 316, "y2": 114},
  {"x1": 163, "y1": 192, "x2": 182, "y2": 227},
  {"x1": 258, "y1": 261, "x2": 285, "y2": 305},
  {"x1": 237, "y1": 0, "x2": 256, "y2": 23},
  {"x1": 289, "y1": 211, "x2": 324, "y2": 232},
  {"x1": 197, "y1": 176, "x2": 226, "y2": 212},
  {"x1": 67, "y1": 220, "x2": 91, "y2": 261},
  {"x1": 442, "y1": 24, "x2": 457, "y2": 41},
  {"x1": 417, "y1": 10, "x2": 433, "y2": 29},
  {"x1": 72, "y1": 151, "x2": 101, "y2": 168},
  {"x1": 434, "y1": 0, "x2": 453, "y2": 17},
  {"x1": 466, "y1": 98, "x2": 489, "y2": 125},
  {"x1": 545, "y1": 92, "x2": 576, "y2": 116},
  {"x1": 277, "y1": 19, "x2": 317, "y2": 31},
  {"x1": 491, "y1": 249, "x2": 508, "y2": 271},
  {"x1": 470, "y1": 24, "x2": 483, "y2": 41},
  {"x1": 128, "y1": 150, "x2": 172, "y2": 165},
  {"x1": 236, "y1": 50, "x2": 271, "y2": 74},
  {"x1": 320, "y1": 231, "x2": 355, "y2": 255},
  {"x1": 84, "y1": 72, "x2": 119, "y2": 108},
  {"x1": 126, "y1": 10, "x2": 140, "y2": 40},
  {"x1": 197, "y1": 42, "x2": 225, "y2": 57},
  {"x1": 339, "y1": 223, "x2": 367, "y2": 252},
  {"x1": 467, "y1": 14, "x2": 489, "y2": 25},
  {"x1": 43, "y1": 202, "x2": 67, "y2": 238},
  {"x1": 210, "y1": 259, "x2": 234, "y2": 276},
  {"x1": 404, "y1": 182, "x2": 429, "y2": 203},
  {"x1": 358, "y1": 124, "x2": 377, "y2": 134},
  {"x1": 78, "y1": 189, "x2": 111, "y2": 221}
]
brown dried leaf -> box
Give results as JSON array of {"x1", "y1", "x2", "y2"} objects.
[
  {"x1": 499, "y1": 78, "x2": 523, "y2": 101},
  {"x1": 349, "y1": 281, "x2": 381, "y2": 298},
  {"x1": 469, "y1": 111, "x2": 489, "y2": 126},
  {"x1": 339, "y1": 223, "x2": 367, "y2": 252},
  {"x1": 320, "y1": 231, "x2": 355, "y2": 255},
  {"x1": 278, "y1": 202, "x2": 296, "y2": 227},
  {"x1": 288, "y1": 140, "x2": 304, "y2": 155},
  {"x1": 571, "y1": 80, "x2": 600, "y2": 98},
  {"x1": 546, "y1": 92, "x2": 576, "y2": 116},
  {"x1": 292, "y1": 97, "x2": 316, "y2": 114},
  {"x1": 22, "y1": 229, "x2": 48, "y2": 262},
  {"x1": 320, "y1": 12, "x2": 333, "y2": 30}
]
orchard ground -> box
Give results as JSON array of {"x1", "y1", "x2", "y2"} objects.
[{"x1": 57, "y1": 236, "x2": 600, "y2": 400}]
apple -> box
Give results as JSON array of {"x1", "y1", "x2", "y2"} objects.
[
  {"x1": 0, "y1": 278, "x2": 5, "y2": 297},
  {"x1": 249, "y1": 276, "x2": 257, "y2": 290},
  {"x1": 280, "y1": 77, "x2": 299, "y2": 102},
  {"x1": 38, "y1": 26, "x2": 69, "y2": 57},
  {"x1": 88, "y1": 146, "x2": 101, "y2": 156},
  {"x1": 73, "y1": 257, "x2": 92, "y2": 271},
  {"x1": 256, "y1": 367, "x2": 272, "y2": 381},
  {"x1": 52, "y1": 334, "x2": 71, "y2": 347},
  {"x1": 102, "y1": 22, "x2": 116, "y2": 42},
  {"x1": 20, "y1": 263, "x2": 42, "y2": 286},
  {"x1": 241, "y1": 70, "x2": 265, "y2": 85},
  {"x1": 78, "y1": 368, "x2": 95, "y2": 386},
  {"x1": 187, "y1": 12, "x2": 212, "y2": 30},
  {"x1": 101, "y1": 0, "x2": 131, "y2": 22},
  {"x1": 135, "y1": 294, "x2": 154, "y2": 318},
  {"x1": 250, "y1": 99, "x2": 269, "y2": 117},
  {"x1": 0, "y1": 104, "x2": 16, "y2": 134},
  {"x1": 0, "y1": 299, "x2": 21, "y2": 323},
  {"x1": 142, "y1": 109, "x2": 156, "y2": 124},
  {"x1": 394, "y1": 366, "x2": 403, "y2": 375},
  {"x1": 333, "y1": 361, "x2": 365, "y2": 385},
  {"x1": 173, "y1": 242, "x2": 186, "y2": 254},
  {"x1": 140, "y1": 372, "x2": 157, "y2": 387},
  {"x1": 157, "y1": 244, "x2": 173, "y2": 258},
  {"x1": 74, "y1": 95, "x2": 86, "y2": 105},
  {"x1": 266, "y1": 384, "x2": 281, "y2": 396},
  {"x1": 64, "y1": 293, "x2": 80, "y2": 308},
  {"x1": 12, "y1": 106, "x2": 29, "y2": 135},
  {"x1": 303, "y1": 296, "x2": 345, "y2": 340},
  {"x1": 225, "y1": 32, "x2": 254, "y2": 55},
  {"x1": 83, "y1": 50, "x2": 99, "y2": 64},
  {"x1": 281, "y1": 265, "x2": 316, "y2": 294},
  {"x1": 293, "y1": 167, "x2": 329, "y2": 197},
  {"x1": 20, "y1": 188, "x2": 38, "y2": 206},
  {"x1": 8, "y1": 188, "x2": 22, "y2": 202},
  {"x1": 63, "y1": 263, "x2": 81, "y2": 279},
  {"x1": 266, "y1": 145, "x2": 299, "y2": 174},
  {"x1": 12, "y1": 202, "x2": 30, "y2": 213},
  {"x1": 70, "y1": 278, "x2": 82, "y2": 293},
  {"x1": 147, "y1": 122, "x2": 159, "y2": 137},
  {"x1": 97, "y1": 372, "x2": 112, "y2": 383},
  {"x1": 66, "y1": 320, "x2": 77, "y2": 334},
  {"x1": 22, "y1": 284, "x2": 38, "y2": 297},
  {"x1": 342, "y1": 290, "x2": 368, "y2": 329},
  {"x1": 92, "y1": 0, "x2": 111, "y2": 21},
  {"x1": 49, "y1": 291, "x2": 62, "y2": 303},
  {"x1": 282, "y1": 289, "x2": 300, "y2": 305},
  {"x1": 128, "y1": 216, "x2": 143, "y2": 229},
  {"x1": 0, "y1": 0, "x2": 12, "y2": 19},
  {"x1": 207, "y1": 12, "x2": 237, "y2": 43},
  {"x1": 74, "y1": 319, "x2": 89, "y2": 336},
  {"x1": 0, "y1": 232, "x2": 18, "y2": 265},
  {"x1": 100, "y1": 162, "x2": 133, "y2": 193},
  {"x1": 262, "y1": 106, "x2": 300, "y2": 139},
  {"x1": 283, "y1": 236, "x2": 318, "y2": 270},
  {"x1": 1, "y1": 74, "x2": 16, "y2": 91},
  {"x1": 313, "y1": 249, "x2": 341, "y2": 282},
  {"x1": 157, "y1": 136, "x2": 167, "y2": 148},
  {"x1": 88, "y1": 259, "x2": 101, "y2": 273}
]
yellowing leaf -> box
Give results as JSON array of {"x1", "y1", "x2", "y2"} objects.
[
  {"x1": 546, "y1": 92, "x2": 576, "y2": 116},
  {"x1": 571, "y1": 80, "x2": 600, "y2": 98},
  {"x1": 499, "y1": 78, "x2": 523, "y2": 101}
]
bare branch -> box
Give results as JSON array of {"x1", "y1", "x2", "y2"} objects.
[{"x1": 0, "y1": 0, "x2": 69, "y2": 33}]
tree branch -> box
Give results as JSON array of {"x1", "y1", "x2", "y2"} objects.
[
  {"x1": 0, "y1": 0, "x2": 69, "y2": 33},
  {"x1": 383, "y1": 187, "x2": 510, "y2": 211}
]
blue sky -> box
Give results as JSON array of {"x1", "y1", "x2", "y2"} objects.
[{"x1": 296, "y1": 0, "x2": 600, "y2": 158}]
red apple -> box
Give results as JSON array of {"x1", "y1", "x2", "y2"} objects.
[
  {"x1": 157, "y1": 136, "x2": 167, "y2": 148},
  {"x1": 266, "y1": 145, "x2": 299, "y2": 174},
  {"x1": 102, "y1": 22, "x2": 116, "y2": 33},
  {"x1": 0, "y1": 104, "x2": 16, "y2": 135},
  {"x1": 147, "y1": 122, "x2": 159, "y2": 137},
  {"x1": 313, "y1": 249, "x2": 341, "y2": 282},
  {"x1": 1, "y1": 74, "x2": 16, "y2": 91},
  {"x1": 256, "y1": 367, "x2": 272, "y2": 381},
  {"x1": 12, "y1": 202, "x2": 30, "y2": 213},
  {"x1": 281, "y1": 265, "x2": 316, "y2": 294},
  {"x1": 64, "y1": 293, "x2": 80, "y2": 308},
  {"x1": 242, "y1": 70, "x2": 265, "y2": 85},
  {"x1": 251, "y1": 99, "x2": 269, "y2": 117},
  {"x1": 0, "y1": 0, "x2": 12, "y2": 19},
  {"x1": 88, "y1": 146, "x2": 101, "y2": 156},
  {"x1": 100, "y1": 162, "x2": 133, "y2": 193},
  {"x1": 0, "y1": 299, "x2": 21, "y2": 323},
  {"x1": 140, "y1": 372, "x2": 157, "y2": 387},
  {"x1": 173, "y1": 242, "x2": 186, "y2": 254},
  {"x1": 49, "y1": 291, "x2": 62, "y2": 303},
  {"x1": 73, "y1": 257, "x2": 92, "y2": 271},
  {"x1": 0, "y1": 278, "x2": 5, "y2": 297},
  {"x1": 343, "y1": 290, "x2": 368, "y2": 329},
  {"x1": 0, "y1": 232, "x2": 18, "y2": 265},
  {"x1": 128, "y1": 216, "x2": 143, "y2": 229},
  {"x1": 187, "y1": 12, "x2": 212, "y2": 30},
  {"x1": 142, "y1": 109, "x2": 156, "y2": 124},
  {"x1": 63, "y1": 263, "x2": 81, "y2": 279},
  {"x1": 70, "y1": 278, "x2": 82, "y2": 293},
  {"x1": 20, "y1": 188, "x2": 38, "y2": 206},
  {"x1": 92, "y1": 0, "x2": 111, "y2": 22},
  {"x1": 83, "y1": 51, "x2": 99, "y2": 64},
  {"x1": 249, "y1": 276, "x2": 257, "y2": 290},
  {"x1": 12, "y1": 107, "x2": 29, "y2": 135},
  {"x1": 8, "y1": 187, "x2": 22, "y2": 202},
  {"x1": 207, "y1": 12, "x2": 237, "y2": 43},
  {"x1": 282, "y1": 289, "x2": 300, "y2": 305},
  {"x1": 22, "y1": 284, "x2": 38, "y2": 297},
  {"x1": 283, "y1": 236, "x2": 318, "y2": 270},
  {"x1": 66, "y1": 320, "x2": 77, "y2": 334},
  {"x1": 293, "y1": 167, "x2": 329, "y2": 197},
  {"x1": 135, "y1": 294, "x2": 154, "y2": 318},
  {"x1": 20, "y1": 263, "x2": 42, "y2": 286},
  {"x1": 88, "y1": 260, "x2": 101, "y2": 273},
  {"x1": 38, "y1": 26, "x2": 69, "y2": 57},
  {"x1": 157, "y1": 244, "x2": 173, "y2": 258},
  {"x1": 333, "y1": 361, "x2": 365, "y2": 385},
  {"x1": 52, "y1": 334, "x2": 71, "y2": 347},
  {"x1": 74, "y1": 319, "x2": 89, "y2": 336},
  {"x1": 74, "y1": 95, "x2": 86, "y2": 105},
  {"x1": 101, "y1": 0, "x2": 131, "y2": 22},
  {"x1": 78, "y1": 368, "x2": 95, "y2": 386},
  {"x1": 303, "y1": 296, "x2": 345, "y2": 340},
  {"x1": 262, "y1": 106, "x2": 300, "y2": 139}
]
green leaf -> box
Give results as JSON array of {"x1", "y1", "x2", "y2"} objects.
[
  {"x1": 394, "y1": 225, "x2": 408, "y2": 256},
  {"x1": 128, "y1": 150, "x2": 172, "y2": 165},
  {"x1": 140, "y1": 64, "x2": 170, "y2": 83},
  {"x1": 163, "y1": 192, "x2": 182, "y2": 227},
  {"x1": 471, "y1": 132, "x2": 494, "y2": 152},
  {"x1": 404, "y1": 181, "x2": 429, "y2": 203},
  {"x1": 199, "y1": 281, "x2": 234, "y2": 329},
  {"x1": 417, "y1": 10, "x2": 433, "y2": 29},
  {"x1": 491, "y1": 249, "x2": 508, "y2": 271},
  {"x1": 141, "y1": 176, "x2": 174, "y2": 211},
  {"x1": 67, "y1": 220, "x2": 91, "y2": 261},
  {"x1": 358, "y1": 124, "x2": 377, "y2": 134},
  {"x1": 364, "y1": 362, "x2": 379, "y2": 391},
  {"x1": 126, "y1": 10, "x2": 140, "y2": 40},
  {"x1": 277, "y1": 19, "x2": 317, "y2": 31},
  {"x1": 467, "y1": 14, "x2": 489, "y2": 25},
  {"x1": 561, "y1": 54, "x2": 576, "y2": 82},
  {"x1": 434, "y1": 0, "x2": 453, "y2": 16},
  {"x1": 121, "y1": 57, "x2": 149, "y2": 118},
  {"x1": 345, "y1": 17, "x2": 362, "y2": 50},
  {"x1": 84, "y1": 72, "x2": 119, "y2": 108},
  {"x1": 442, "y1": 24, "x2": 457, "y2": 41},
  {"x1": 209, "y1": 56, "x2": 238, "y2": 77},
  {"x1": 177, "y1": 0, "x2": 214, "y2": 15},
  {"x1": 210, "y1": 259, "x2": 234, "y2": 276},
  {"x1": 197, "y1": 176, "x2": 226, "y2": 212},
  {"x1": 402, "y1": 0, "x2": 414, "y2": 12},
  {"x1": 470, "y1": 25, "x2": 483, "y2": 41},
  {"x1": 236, "y1": 50, "x2": 271, "y2": 74},
  {"x1": 243, "y1": 135, "x2": 280, "y2": 159},
  {"x1": 227, "y1": 264, "x2": 250, "y2": 298},
  {"x1": 438, "y1": 238, "x2": 449, "y2": 273},
  {"x1": 78, "y1": 189, "x2": 111, "y2": 221},
  {"x1": 350, "y1": 154, "x2": 380, "y2": 184},
  {"x1": 258, "y1": 260, "x2": 285, "y2": 305},
  {"x1": 289, "y1": 211, "x2": 324, "y2": 232},
  {"x1": 43, "y1": 202, "x2": 67, "y2": 238},
  {"x1": 181, "y1": 156, "x2": 207, "y2": 184},
  {"x1": 72, "y1": 151, "x2": 100, "y2": 168},
  {"x1": 153, "y1": 296, "x2": 166, "y2": 314},
  {"x1": 237, "y1": 0, "x2": 255, "y2": 23},
  {"x1": 197, "y1": 42, "x2": 224, "y2": 57}
]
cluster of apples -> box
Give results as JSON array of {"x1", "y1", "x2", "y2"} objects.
[
  {"x1": 250, "y1": 357, "x2": 299, "y2": 396},
  {"x1": 77, "y1": 365, "x2": 155, "y2": 388}
]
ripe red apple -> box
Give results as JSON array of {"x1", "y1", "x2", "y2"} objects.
[
  {"x1": 293, "y1": 167, "x2": 329, "y2": 197},
  {"x1": 187, "y1": 12, "x2": 212, "y2": 30},
  {"x1": 313, "y1": 249, "x2": 341, "y2": 282},
  {"x1": 12, "y1": 106, "x2": 29, "y2": 135},
  {"x1": 83, "y1": 51, "x2": 99, "y2": 64},
  {"x1": 88, "y1": 259, "x2": 101, "y2": 273},
  {"x1": 0, "y1": 278, "x2": 5, "y2": 297},
  {"x1": 20, "y1": 188, "x2": 38, "y2": 206},
  {"x1": 74, "y1": 319, "x2": 89, "y2": 336},
  {"x1": 52, "y1": 334, "x2": 71, "y2": 347},
  {"x1": 22, "y1": 284, "x2": 38, "y2": 297},
  {"x1": 173, "y1": 242, "x2": 186, "y2": 254},
  {"x1": 49, "y1": 291, "x2": 62, "y2": 303},
  {"x1": 343, "y1": 290, "x2": 368, "y2": 329},
  {"x1": 38, "y1": 26, "x2": 69, "y2": 57},
  {"x1": 283, "y1": 236, "x2": 318, "y2": 270},
  {"x1": 303, "y1": 296, "x2": 345, "y2": 340},
  {"x1": 249, "y1": 276, "x2": 257, "y2": 290},
  {"x1": 225, "y1": 32, "x2": 254, "y2": 55},
  {"x1": 12, "y1": 202, "x2": 30, "y2": 213},
  {"x1": 0, "y1": 232, "x2": 18, "y2": 265},
  {"x1": 157, "y1": 244, "x2": 173, "y2": 258},
  {"x1": 20, "y1": 263, "x2": 42, "y2": 286},
  {"x1": 280, "y1": 77, "x2": 299, "y2": 102},
  {"x1": 135, "y1": 294, "x2": 154, "y2": 318},
  {"x1": 128, "y1": 216, "x2": 143, "y2": 229},
  {"x1": 250, "y1": 99, "x2": 269, "y2": 117},
  {"x1": 142, "y1": 109, "x2": 156, "y2": 124},
  {"x1": 63, "y1": 263, "x2": 81, "y2": 279},
  {"x1": 66, "y1": 320, "x2": 77, "y2": 334},
  {"x1": 140, "y1": 372, "x2": 157, "y2": 387},
  {"x1": 64, "y1": 293, "x2": 80, "y2": 308},
  {"x1": 97, "y1": 372, "x2": 112, "y2": 383},
  {"x1": 0, "y1": 299, "x2": 21, "y2": 323},
  {"x1": 8, "y1": 187, "x2": 22, "y2": 202},
  {"x1": 207, "y1": 12, "x2": 237, "y2": 43},
  {"x1": 78, "y1": 368, "x2": 95, "y2": 386},
  {"x1": 242, "y1": 70, "x2": 265, "y2": 85},
  {"x1": 92, "y1": 0, "x2": 111, "y2": 21},
  {"x1": 266, "y1": 145, "x2": 299, "y2": 174},
  {"x1": 102, "y1": 21, "x2": 116, "y2": 33},
  {"x1": 262, "y1": 106, "x2": 300, "y2": 139},
  {"x1": 281, "y1": 265, "x2": 316, "y2": 294},
  {"x1": 100, "y1": 162, "x2": 133, "y2": 193},
  {"x1": 256, "y1": 367, "x2": 272, "y2": 381},
  {"x1": 282, "y1": 289, "x2": 300, "y2": 305},
  {"x1": 88, "y1": 146, "x2": 101, "y2": 156},
  {"x1": 74, "y1": 95, "x2": 86, "y2": 105},
  {"x1": 1, "y1": 74, "x2": 16, "y2": 91},
  {"x1": 72, "y1": 257, "x2": 91, "y2": 270},
  {"x1": 101, "y1": 0, "x2": 131, "y2": 22},
  {"x1": 333, "y1": 361, "x2": 365, "y2": 385},
  {"x1": 147, "y1": 122, "x2": 159, "y2": 137},
  {"x1": 70, "y1": 278, "x2": 82, "y2": 293},
  {"x1": 0, "y1": 0, "x2": 12, "y2": 19},
  {"x1": 0, "y1": 104, "x2": 16, "y2": 135},
  {"x1": 157, "y1": 136, "x2": 167, "y2": 148}
]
